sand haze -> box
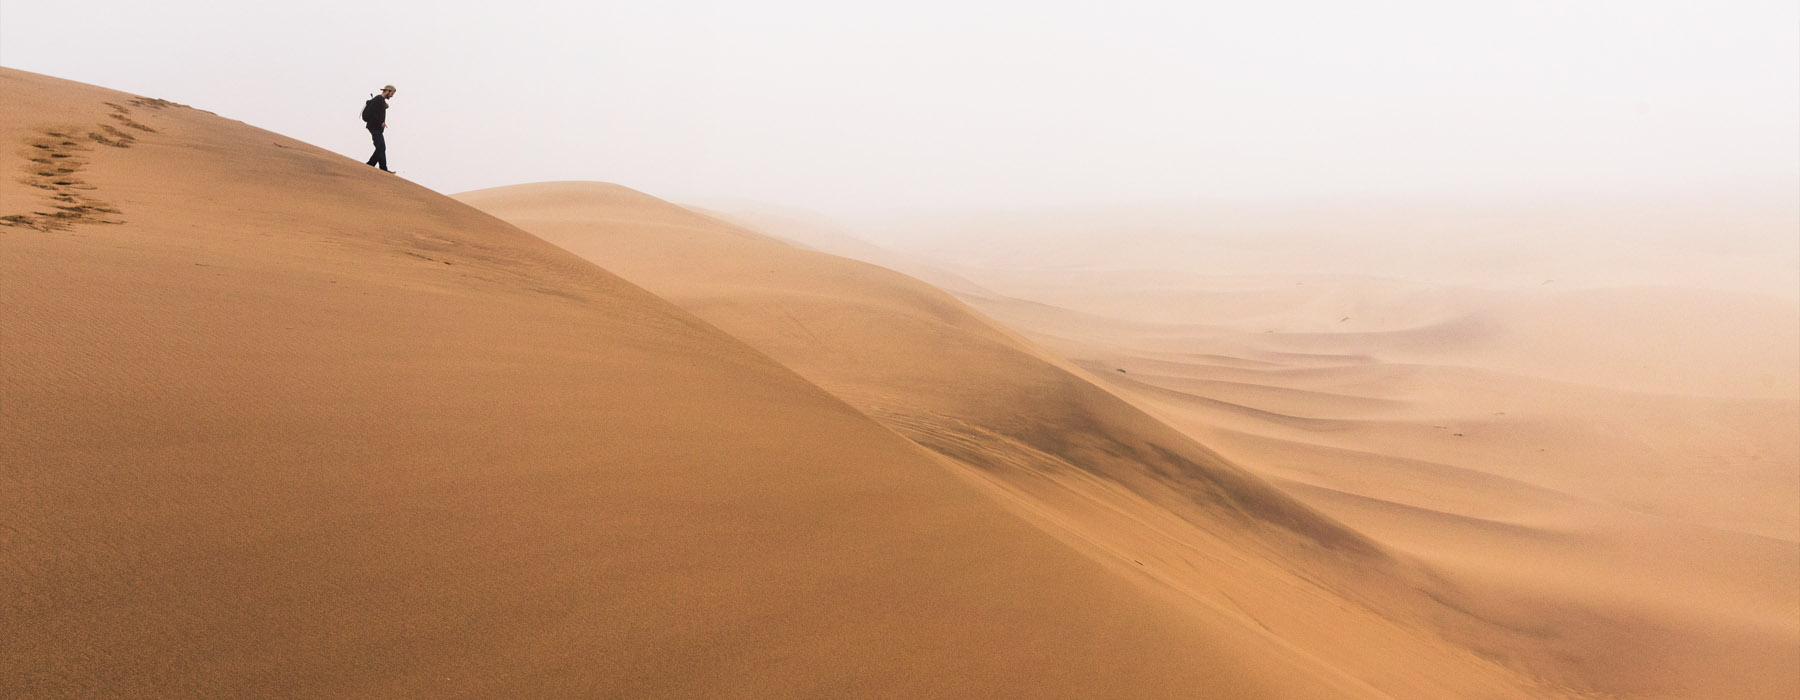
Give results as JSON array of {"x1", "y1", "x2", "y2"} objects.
[{"x1": 4, "y1": 55, "x2": 1796, "y2": 700}]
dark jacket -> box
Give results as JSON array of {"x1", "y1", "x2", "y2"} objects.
[{"x1": 362, "y1": 95, "x2": 388, "y2": 128}]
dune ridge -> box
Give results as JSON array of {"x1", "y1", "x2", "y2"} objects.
[
  {"x1": 5, "y1": 68, "x2": 1368, "y2": 699},
  {"x1": 829, "y1": 211, "x2": 1800, "y2": 699},
  {"x1": 460, "y1": 181, "x2": 1725, "y2": 698},
  {"x1": 11, "y1": 63, "x2": 1791, "y2": 700}
]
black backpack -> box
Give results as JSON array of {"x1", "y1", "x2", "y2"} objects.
[{"x1": 360, "y1": 96, "x2": 381, "y2": 124}]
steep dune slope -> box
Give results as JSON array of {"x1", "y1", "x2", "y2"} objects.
[
  {"x1": 458, "y1": 184, "x2": 1372, "y2": 553},
  {"x1": 457, "y1": 182, "x2": 1585, "y2": 698},
  {"x1": 3, "y1": 68, "x2": 1358, "y2": 699}
]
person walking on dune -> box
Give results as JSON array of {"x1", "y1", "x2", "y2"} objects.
[{"x1": 362, "y1": 84, "x2": 396, "y2": 173}]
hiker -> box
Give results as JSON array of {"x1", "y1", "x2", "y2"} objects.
[{"x1": 363, "y1": 85, "x2": 396, "y2": 172}]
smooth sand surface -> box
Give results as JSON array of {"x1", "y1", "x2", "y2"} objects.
[
  {"x1": 809, "y1": 207, "x2": 1800, "y2": 699},
  {"x1": 11, "y1": 63, "x2": 1793, "y2": 700},
  {"x1": 4, "y1": 68, "x2": 1370, "y2": 699},
  {"x1": 461, "y1": 182, "x2": 1721, "y2": 699}
]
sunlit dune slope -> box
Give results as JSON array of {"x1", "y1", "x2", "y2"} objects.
[
  {"x1": 3, "y1": 68, "x2": 1364, "y2": 699},
  {"x1": 459, "y1": 182, "x2": 1583, "y2": 699}
]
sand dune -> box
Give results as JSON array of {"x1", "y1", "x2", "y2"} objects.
[
  {"x1": 856, "y1": 197, "x2": 1800, "y2": 301},
  {"x1": 692, "y1": 203, "x2": 1004, "y2": 299},
  {"x1": 954, "y1": 270, "x2": 1798, "y2": 399},
  {"x1": 3, "y1": 68, "x2": 1369, "y2": 699},
  {"x1": 11, "y1": 63, "x2": 1792, "y2": 700},
  {"x1": 836, "y1": 215, "x2": 1799, "y2": 699},
  {"x1": 454, "y1": 181, "x2": 1764, "y2": 698},
  {"x1": 953, "y1": 276, "x2": 1799, "y2": 537}
]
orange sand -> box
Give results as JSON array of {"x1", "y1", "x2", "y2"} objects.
[
  {"x1": 463, "y1": 182, "x2": 1795, "y2": 699},
  {"x1": 739, "y1": 200, "x2": 1800, "y2": 699},
  {"x1": 7, "y1": 64, "x2": 1795, "y2": 700},
  {"x1": 3, "y1": 68, "x2": 1343, "y2": 699}
]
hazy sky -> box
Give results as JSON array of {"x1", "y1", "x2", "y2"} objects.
[{"x1": 2, "y1": 1, "x2": 1795, "y2": 216}]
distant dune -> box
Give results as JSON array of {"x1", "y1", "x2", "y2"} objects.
[
  {"x1": 740, "y1": 197, "x2": 1800, "y2": 698},
  {"x1": 463, "y1": 181, "x2": 1785, "y2": 698},
  {"x1": 853, "y1": 197, "x2": 1800, "y2": 301},
  {"x1": 2, "y1": 68, "x2": 1357, "y2": 699},
  {"x1": 9, "y1": 64, "x2": 1794, "y2": 700},
  {"x1": 965, "y1": 279, "x2": 1800, "y2": 699}
]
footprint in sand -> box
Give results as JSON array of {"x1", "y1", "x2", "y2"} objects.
[{"x1": 0, "y1": 100, "x2": 181, "y2": 231}]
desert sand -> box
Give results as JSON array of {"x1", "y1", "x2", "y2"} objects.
[
  {"x1": 6, "y1": 65, "x2": 1796, "y2": 699},
  {"x1": 3, "y1": 68, "x2": 1351, "y2": 699},
  {"x1": 721, "y1": 199, "x2": 1800, "y2": 698},
  {"x1": 458, "y1": 180, "x2": 1793, "y2": 699}
]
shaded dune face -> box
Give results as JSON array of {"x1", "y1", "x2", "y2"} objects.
[
  {"x1": 2, "y1": 68, "x2": 1376, "y2": 699},
  {"x1": 876, "y1": 226, "x2": 1800, "y2": 699},
  {"x1": 459, "y1": 184, "x2": 1379, "y2": 555},
  {"x1": 457, "y1": 183, "x2": 1614, "y2": 699}
]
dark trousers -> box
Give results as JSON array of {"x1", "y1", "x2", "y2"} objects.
[{"x1": 366, "y1": 125, "x2": 387, "y2": 170}]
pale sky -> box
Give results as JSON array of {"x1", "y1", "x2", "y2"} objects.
[{"x1": 2, "y1": 0, "x2": 1796, "y2": 217}]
